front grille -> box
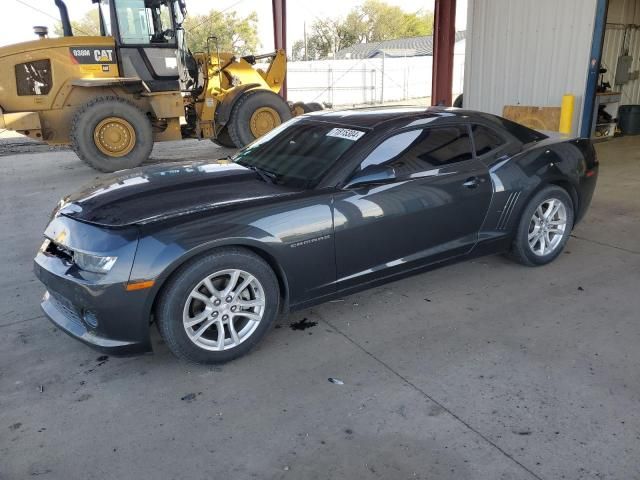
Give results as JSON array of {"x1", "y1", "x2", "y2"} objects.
[{"x1": 49, "y1": 292, "x2": 83, "y2": 327}]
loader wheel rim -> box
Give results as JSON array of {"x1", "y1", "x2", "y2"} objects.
[
  {"x1": 249, "y1": 107, "x2": 281, "y2": 138},
  {"x1": 93, "y1": 117, "x2": 136, "y2": 157}
]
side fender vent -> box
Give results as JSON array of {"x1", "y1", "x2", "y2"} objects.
[{"x1": 497, "y1": 191, "x2": 521, "y2": 230}]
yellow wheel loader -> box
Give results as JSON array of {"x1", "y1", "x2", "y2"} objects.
[{"x1": 0, "y1": 0, "x2": 294, "y2": 172}]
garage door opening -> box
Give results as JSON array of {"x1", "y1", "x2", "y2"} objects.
[{"x1": 583, "y1": 0, "x2": 640, "y2": 138}]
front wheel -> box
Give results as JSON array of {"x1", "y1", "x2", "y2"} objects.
[
  {"x1": 227, "y1": 89, "x2": 292, "y2": 147},
  {"x1": 509, "y1": 185, "x2": 574, "y2": 266},
  {"x1": 156, "y1": 248, "x2": 280, "y2": 364}
]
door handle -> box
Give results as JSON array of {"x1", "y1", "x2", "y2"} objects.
[{"x1": 463, "y1": 176, "x2": 480, "y2": 189}]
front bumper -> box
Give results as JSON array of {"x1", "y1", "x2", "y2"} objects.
[
  {"x1": 35, "y1": 259, "x2": 152, "y2": 355},
  {"x1": 33, "y1": 215, "x2": 152, "y2": 355},
  {"x1": 41, "y1": 290, "x2": 146, "y2": 354}
]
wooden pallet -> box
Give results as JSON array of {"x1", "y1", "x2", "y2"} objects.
[{"x1": 502, "y1": 105, "x2": 561, "y2": 132}]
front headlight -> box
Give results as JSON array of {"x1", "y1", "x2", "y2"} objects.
[{"x1": 73, "y1": 251, "x2": 117, "y2": 274}]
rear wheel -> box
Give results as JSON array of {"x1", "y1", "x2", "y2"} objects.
[
  {"x1": 156, "y1": 248, "x2": 280, "y2": 364},
  {"x1": 510, "y1": 185, "x2": 574, "y2": 266},
  {"x1": 70, "y1": 96, "x2": 153, "y2": 172},
  {"x1": 227, "y1": 90, "x2": 292, "y2": 147}
]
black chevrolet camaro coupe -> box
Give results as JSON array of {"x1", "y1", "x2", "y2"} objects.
[{"x1": 34, "y1": 107, "x2": 598, "y2": 363}]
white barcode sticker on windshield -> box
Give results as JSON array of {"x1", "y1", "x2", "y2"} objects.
[{"x1": 326, "y1": 127, "x2": 365, "y2": 141}]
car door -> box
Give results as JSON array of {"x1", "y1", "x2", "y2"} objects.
[{"x1": 332, "y1": 124, "x2": 493, "y2": 290}]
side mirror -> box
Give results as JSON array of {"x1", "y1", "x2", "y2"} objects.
[{"x1": 345, "y1": 165, "x2": 396, "y2": 188}]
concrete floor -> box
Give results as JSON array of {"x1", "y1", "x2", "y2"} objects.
[{"x1": 0, "y1": 136, "x2": 639, "y2": 480}]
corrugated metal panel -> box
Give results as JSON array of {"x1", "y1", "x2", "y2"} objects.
[
  {"x1": 607, "y1": 0, "x2": 640, "y2": 24},
  {"x1": 602, "y1": 25, "x2": 640, "y2": 104},
  {"x1": 464, "y1": 0, "x2": 598, "y2": 135}
]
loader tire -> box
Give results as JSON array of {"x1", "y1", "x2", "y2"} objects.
[
  {"x1": 305, "y1": 102, "x2": 323, "y2": 112},
  {"x1": 211, "y1": 128, "x2": 236, "y2": 148},
  {"x1": 227, "y1": 90, "x2": 291, "y2": 147},
  {"x1": 291, "y1": 101, "x2": 307, "y2": 116},
  {"x1": 292, "y1": 101, "x2": 323, "y2": 115},
  {"x1": 71, "y1": 96, "x2": 153, "y2": 173}
]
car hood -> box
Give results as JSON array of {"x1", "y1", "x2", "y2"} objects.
[{"x1": 55, "y1": 160, "x2": 301, "y2": 227}]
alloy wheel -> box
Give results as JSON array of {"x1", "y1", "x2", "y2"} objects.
[
  {"x1": 527, "y1": 198, "x2": 568, "y2": 256},
  {"x1": 182, "y1": 269, "x2": 266, "y2": 351}
]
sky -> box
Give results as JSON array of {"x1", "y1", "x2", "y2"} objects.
[{"x1": 1, "y1": 0, "x2": 468, "y2": 52}]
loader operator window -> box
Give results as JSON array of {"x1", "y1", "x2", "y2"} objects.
[{"x1": 115, "y1": 0, "x2": 174, "y2": 45}]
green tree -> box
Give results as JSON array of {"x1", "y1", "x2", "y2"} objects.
[
  {"x1": 52, "y1": 7, "x2": 260, "y2": 57},
  {"x1": 303, "y1": 0, "x2": 435, "y2": 59},
  {"x1": 183, "y1": 10, "x2": 259, "y2": 55},
  {"x1": 306, "y1": 17, "x2": 357, "y2": 59},
  {"x1": 351, "y1": 0, "x2": 434, "y2": 42},
  {"x1": 291, "y1": 40, "x2": 305, "y2": 61},
  {"x1": 292, "y1": 38, "x2": 324, "y2": 62},
  {"x1": 53, "y1": 9, "x2": 101, "y2": 37}
]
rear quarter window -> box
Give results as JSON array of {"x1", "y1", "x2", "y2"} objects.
[
  {"x1": 471, "y1": 124, "x2": 506, "y2": 156},
  {"x1": 492, "y1": 115, "x2": 548, "y2": 144}
]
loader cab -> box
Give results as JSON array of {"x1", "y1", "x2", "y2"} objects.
[{"x1": 95, "y1": 0, "x2": 186, "y2": 91}]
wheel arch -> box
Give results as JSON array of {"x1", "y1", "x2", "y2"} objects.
[
  {"x1": 526, "y1": 177, "x2": 579, "y2": 219},
  {"x1": 503, "y1": 176, "x2": 580, "y2": 240},
  {"x1": 146, "y1": 241, "x2": 291, "y2": 325},
  {"x1": 547, "y1": 179, "x2": 579, "y2": 217}
]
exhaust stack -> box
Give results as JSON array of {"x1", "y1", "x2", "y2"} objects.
[{"x1": 54, "y1": 0, "x2": 73, "y2": 37}]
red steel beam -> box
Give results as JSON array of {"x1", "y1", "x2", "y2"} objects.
[
  {"x1": 431, "y1": 0, "x2": 456, "y2": 106},
  {"x1": 272, "y1": 0, "x2": 287, "y2": 100}
]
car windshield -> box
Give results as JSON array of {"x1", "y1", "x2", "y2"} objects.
[{"x1": 233, "y1": 119, "x2": 366, "y2": 188}]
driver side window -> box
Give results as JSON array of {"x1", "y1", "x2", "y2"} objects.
[
  {"x1": 116, "y1": 0, "x2": 173, "y2": 45},
  {"x1": 358, "y1": 125, "x2": 474, "y2": 179}
]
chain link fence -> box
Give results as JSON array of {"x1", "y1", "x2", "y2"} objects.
[{"x1": 285, "y1": 52, "x2": 465, "y2": 107}]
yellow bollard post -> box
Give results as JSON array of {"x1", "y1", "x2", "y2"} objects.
[{"x1": 559, "y1": 94, "x2": 575, "y2": 135}]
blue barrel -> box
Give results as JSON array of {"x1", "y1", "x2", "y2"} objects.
[{"x1": 618, "y1": 105, "x2": 640, "y2": 135}]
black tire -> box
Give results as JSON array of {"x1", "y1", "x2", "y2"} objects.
[
  {"x1": 70, "y1": 96, "x2": 153, "y2": 172},
  {"x1": 211, "y1": 127, "x2": 235, "y2": 148},
  {"x1": 453, "y1": 94, "x2": 463, "y2": 108},
  {"x1": 509, "y1": 185, "x2": 574, "y2": 267},
  {"x1": 156, "y1": 247, "x2": 280, "y2": 364},
  {"x1": 292, "y1": 101, "x2": 307, "y2": 115},
  {"x1": 291, "y1": 101, "x2": 322, "y2": 114},
  {"x1": 227, "y1": 89, "x2": 292, "y2": 147},
  {"x1": 305, "y1": 102, "x2": 323, "y2": 112}
]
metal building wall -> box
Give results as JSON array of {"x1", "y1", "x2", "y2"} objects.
[
  {"x1": 602, "y1": 0, "x2": 640, "y2": 104},
  {"x1": 464, "y1": 0, "x2": 598, "y2": 134},
  {"x1": 602, "y1": 26, "x2": 640, "y2": 104},
  {"x1": 606, "y1": 0, "x2": 640, "y2": 24}
]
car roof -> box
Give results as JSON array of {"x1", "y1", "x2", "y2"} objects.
[{"x1": 304, "y1": 105, "x2": 490, "y2": 130}]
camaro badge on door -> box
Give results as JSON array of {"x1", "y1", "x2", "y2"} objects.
[{"x1": 290, "y1": 235, "x2": 332, "y2": 248}]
